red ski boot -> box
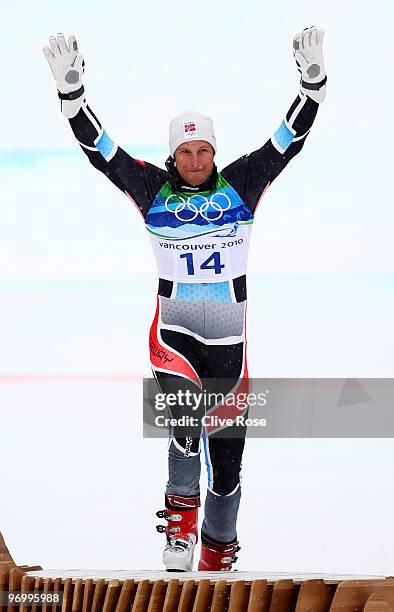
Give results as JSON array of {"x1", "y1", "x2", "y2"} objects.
[
  {"x1": 198, "y1": 532, "x2": 240, "y2": 571},
  {"x1": 156, "y1": 494, "x2": 200, "y2": 571}
]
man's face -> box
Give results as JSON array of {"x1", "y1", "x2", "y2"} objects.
[{"x1": 174, "y1": 140, "x2": 214, "y2": 186}]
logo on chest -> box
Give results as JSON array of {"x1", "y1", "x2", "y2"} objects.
[{"x1": 165, "y1": 193, "x2": 231, "y2": 222}]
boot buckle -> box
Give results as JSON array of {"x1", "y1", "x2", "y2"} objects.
[{"x1": 156, "y1": 509, "x2": 168, "y2": 519}]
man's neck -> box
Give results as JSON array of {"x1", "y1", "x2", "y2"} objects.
[{"x1": 165, "y1": 156, "x2": 218, "y2": 193}]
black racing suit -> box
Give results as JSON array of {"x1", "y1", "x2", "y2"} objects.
[{"x1": 65, "y1": 91, "x2": 319, "y2": 543}]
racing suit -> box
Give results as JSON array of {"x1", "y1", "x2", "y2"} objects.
[{"x1": 66, "y1": 91, "x2": 319, "y2": 544}]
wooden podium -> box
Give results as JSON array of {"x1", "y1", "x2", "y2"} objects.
[{"x1": 1, "y1": 531, "x2": 393, "y2": 612}]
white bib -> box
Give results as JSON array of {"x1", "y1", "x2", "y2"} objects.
[{"x1": 148, "y1": 223, "x2": 252, "y2": 283}]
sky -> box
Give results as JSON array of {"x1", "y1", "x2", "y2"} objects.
[{"x1": 1, "y1": 0, "x2": 394, "y2": 576}]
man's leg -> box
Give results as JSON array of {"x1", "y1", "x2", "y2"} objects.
[
  {"x1": 201, "y1": 434, "x2": 245, "y2": 543},
  {"x1": 167, "y1": 437, "x2": 201, "y2": 497},
  {"x1": 153, "y1": 370, "x2": 204, "y2": 571},
  {"x1": 154, "y1": 370, "x2": 204, "y2": 497},
  {"x1": 198, "y1": 336, "x2": 248, "y2": 570}
]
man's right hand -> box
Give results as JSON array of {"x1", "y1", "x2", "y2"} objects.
[{"x1": 43, "y1": 33, "x2": 84, "y2": 95}]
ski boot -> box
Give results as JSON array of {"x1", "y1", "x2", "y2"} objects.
[
  {"x1": 156, "y1": 494, "x2": 200, "y2": 571},
  {"x1": 198, "y1": 532, "x2": 240, "y2": 571}
]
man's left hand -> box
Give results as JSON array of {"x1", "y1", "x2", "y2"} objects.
[{"x1": 293, "y1": 26, "x2": 327, "y2": 103}]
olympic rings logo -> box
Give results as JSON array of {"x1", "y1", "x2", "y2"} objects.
[{"x1": 164, "y1": 192, "x2": 232, "y2": 222}]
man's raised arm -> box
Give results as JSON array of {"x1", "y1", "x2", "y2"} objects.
[
  {"x1": 43, "y1": 33, "x2": 167, "y2": 218},
  {"x1": 221, "y1": 26, "x2": 327, "y2": 213}
]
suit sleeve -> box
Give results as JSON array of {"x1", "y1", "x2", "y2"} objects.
[
  {"x1": 221, "y1": 93, "x2": 319, "y2": 213},
  {"x1": 67, "y1": 100, "x2": 169, "y2": 218}
]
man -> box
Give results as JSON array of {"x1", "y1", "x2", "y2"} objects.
[{"x1": 43, "y1": 27, "x2": 326, "y2": 571}]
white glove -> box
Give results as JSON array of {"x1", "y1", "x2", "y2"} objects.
[
  {"x1": 293, "y1": 26, "x2": 326, "y2": 103},
  {"x1": 43, "y1": 33, "x2": 85, "y2": 118}
]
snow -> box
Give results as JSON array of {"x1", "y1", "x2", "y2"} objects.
[
  {"x1": 1, "y1": 0, "x2": 394, "y2": 578},
  {"x1": 26, "y1": 570, "x2": 387, "y2": 582}
]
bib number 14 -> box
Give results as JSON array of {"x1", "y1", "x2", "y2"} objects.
[{"x1": 180, "y1": 252, "x2": 225, "y2": 276}]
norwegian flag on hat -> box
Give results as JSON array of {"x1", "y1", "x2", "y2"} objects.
[
  {"x1": 169, "y1": 111, "x2": 216, "y2": 155},
  {"x1": 183, "y1": 120, "x2": 198, "y2": 138}
]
